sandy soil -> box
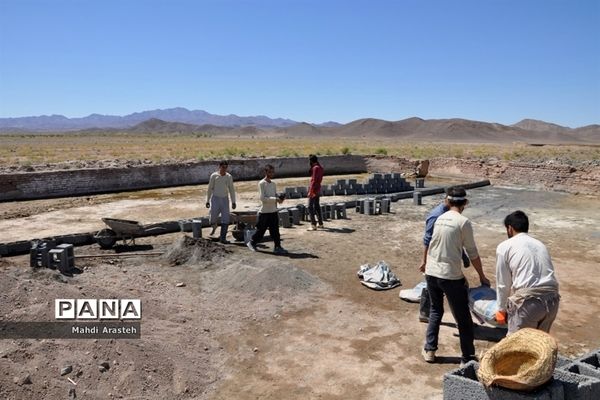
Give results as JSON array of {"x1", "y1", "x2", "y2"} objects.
[{"x1": 1, "y1": 173, "x2": 599, "y2": 399}]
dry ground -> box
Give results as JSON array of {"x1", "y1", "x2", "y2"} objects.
[
  {"x1": 1, "y1": 174, "x2": 599, "y2": 400},
  {"x1": 2, "y1": 135, "x2": 600, "y2": 173}
]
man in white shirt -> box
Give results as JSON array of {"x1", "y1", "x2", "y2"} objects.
[
  {"x1": 495, "y1": 210, "x2": 560, "y2": 334},
  {"x1": 422, "y1": 187, "x2": 490, "y2": 366},
  {"x1": 247, "y1": 164, "x2": 287, "y2": 254},
  {"x1": 206, "y1": 161, "x2": 236, "y2": 244}
]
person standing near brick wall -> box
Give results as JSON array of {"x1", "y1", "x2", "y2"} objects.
[
  {"x1": 307, "y1": 154, "x2": 324, "y2": 231},
  {"x1": 206, "y1": 161, "x2": 236, "y2": 244}
]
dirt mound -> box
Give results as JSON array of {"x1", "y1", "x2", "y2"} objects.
[
  {"x1": 206, "y1": 258, "x2": 324, "y2": 301},
  {"x1": 162, "y1": 236, "x2": 231, "y2": 265}
]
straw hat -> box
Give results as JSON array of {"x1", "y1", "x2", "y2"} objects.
[{"x1": 477, "y1": 328, "x2": 558, "y2": 391}]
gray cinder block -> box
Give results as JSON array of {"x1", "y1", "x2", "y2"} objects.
[
  {"x1": 415, "y1": 178, "x2": 425, "y2": 188},
  {"x1": 289, "y1": 208, "x2": 301, "y2": 225},
  {"x1": 413, "y1": 191, "x2": 423, "y2": 205},
  {"x1": 335, "y1": 203, "x2": 347, "y2": 219},
  {"x1": 278, "y1": 210, "x2": 292, "y2": 228},
  {"x1": 443, "y1": 361, "x2": 563, "y2": 400},
  {"x1": 381, "y1": 198, "x2": 391, "y2": 213},
  {"x1": 576, "y1": 351, "x2": 600, "y2": 370},
  {"x1": 553, "y1": 367, "x2": 600, "y2": 400},
  {"x1": 557, "y1": 354, "x2": 573, "y2": 369},
  {"x1": 565, "y1": 362, "x2": 600, "y2": 380}
]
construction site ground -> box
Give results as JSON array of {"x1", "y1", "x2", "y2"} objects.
[{"x1": 1, "y1": 173, "x2": 599, "y2": 400}]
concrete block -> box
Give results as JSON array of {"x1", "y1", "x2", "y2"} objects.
[
  {"x1": 298, "y1": 187, "x2": 309, "y2": 197},
  {"x1": 443, "y1": 361, "x2": 563, "y2": 400},
  {"x1": 348, "y1": 179, "x2": 357, "y2": 185},
  {"x1": 565, "y1": 362, "x2": 600, "y2": 380},
  {"x1": 285, "y1": 187, "x2": 296, "y2": 194},
  {"x1": 413, "y1": 191, "x2": 423, "y2": 205},
  {"x1": 345, "y1": 188, "x2": 356, "y2": 195},
  {"x1": 576, "y1": 351, "x2": 600, "y2": 370},
  {"x1": 384, "y1": 174, "x2": 392, "y2": 180},
  {"x1": 295, "y1": 204, "x2": 307, "y2": 221},
  {"x1": 558, "y1": 354, "x2": 573, "y2": 369},
  {"x1": 553, "y1": 367, "x2": 600, "y2": 400},
  {"x1": 191, "y1": 219, "x2": 202, "y2": 239},
  {"x1": 365, "y1": 199, "x2": 376, "y2": 215},
  {"x1": 381, "y1": 198, "x2": 391, "y2": 213},
  {"x1": 289, "y1": 192, "x2": 302, "y2": 199},
  {"x1": 416, "y1": 178, "x2": 425, "y2": 188},
  {"x1": 278, "y1": 210, "x2": 292, "y2": 228},
  {"x1": 289, "y1": 208, "x2": 301, "y2": 225},
  {"x1": 334, "y1": 189, "x2": 346, "y2": 196},
  {"x1": 335, "y1": 203, "x2": 347, "y2": 219},
  {"x1": 372, "y1": 173, "x2": 382, "y2": 180},
  {"x1": 325, "y1": 204, "x2": 335, "y2": 219}
]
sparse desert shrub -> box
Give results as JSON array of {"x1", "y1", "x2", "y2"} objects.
[
  {"x1": 375, "y1": 147, "x2": 388, "y2": 155},
  {"x1": 341, "y1": 146, "x2": 351, "y2": 155}
]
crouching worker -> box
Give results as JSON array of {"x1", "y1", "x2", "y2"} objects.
[
  {"x1": 495, "y1": 210, "x2": 560, "y2": 334},
  {"x1": 206, "y1": 160, "x2": 237, "y2": 244}
]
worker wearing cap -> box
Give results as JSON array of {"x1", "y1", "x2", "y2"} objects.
[
  {"x1": 495, "y1": 210, "x2": 560, "y2": 334},
  {"x1": 422, "y1": 187, "x2": 490, "y2": 366},
  {"x1": 206, "y1": 161, "x2": 236, "y2": 244}
]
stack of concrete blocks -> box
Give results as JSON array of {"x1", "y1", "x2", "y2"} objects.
[
  {"x1": 443, "y1": 349, "x2": 600, "y2": 400},
  {"x1": 415, "y1": 177, "x2": 425, "y2": 188},
  {"x1": 362, "y1": 173, "x2": 413, "y2": 194},
  {"x1": 278, "y1": 209, "x2": 292, "y2": 228}
]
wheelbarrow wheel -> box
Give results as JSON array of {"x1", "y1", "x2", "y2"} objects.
[{"x1": 96, "y1": 228, "x2": 117, "y2": 249}]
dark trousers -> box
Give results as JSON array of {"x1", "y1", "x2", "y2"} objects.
[
  {"x1": 251, "y1": 212, "x2": 281, "y2": 247},
  {"x1": 424, "y1": 275, "x2": 475, "y2": 362},
  {"x1": 308, "y1": 196, "x2": 323, "y2": 226}
]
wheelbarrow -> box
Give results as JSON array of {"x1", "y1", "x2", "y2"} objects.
[
  {"x1": 94, "y1": 217, "x2": 166, "y2": 249},
  {"x1": 229, "y1": 211, "x2": 258, "y2": 242}
]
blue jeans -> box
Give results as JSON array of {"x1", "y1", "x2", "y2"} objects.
[{"x1": 424, "y1": 275, "x2": 475, "y2": 363}]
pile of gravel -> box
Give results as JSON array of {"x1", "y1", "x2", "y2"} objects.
[{"x1": 162, "y1": 236, "x2": 231, "y2": 266}]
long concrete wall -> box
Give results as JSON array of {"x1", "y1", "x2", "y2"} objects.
[{"x1": 0, "y1": 155, "x2": 367, "y2": 202}]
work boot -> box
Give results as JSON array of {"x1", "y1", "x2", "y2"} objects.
[
  {"x1": 421, "y1": 349, "x2": 435, "y2": 363},
  {"x1": 307, "y1": 224, "x2": 318, "y2": 231},
  {"x1": 209, "y1": 225, "x2": 217, "y2": 236},
  {"x1": 219, "y1": 224, "x2": 229, "y2": 244}
]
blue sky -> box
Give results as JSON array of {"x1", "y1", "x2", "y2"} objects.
[{"x1": 0, "y1": 0, "x2": 598, "y2": 127}]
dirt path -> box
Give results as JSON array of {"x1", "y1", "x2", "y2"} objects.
[{"x1": 1, "y1": 179, "x2": 599, "y2": 399}]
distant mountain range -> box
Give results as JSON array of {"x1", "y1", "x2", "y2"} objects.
[
  {"x1": 0, "y1": 107, "x2": 299, "y2": 131},
  {"x1": 0, "y1": 108, "x2": 598, "y2": 143}
]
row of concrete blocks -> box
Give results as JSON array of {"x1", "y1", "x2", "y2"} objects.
[
  {"x1": 443, "y1": 349, "x2": 600, "y2": 400},
  {"x1": 278, "y1": 203, "x2": 348, "y2": 228},
  {"x1": 356, "y1": 198, "x2": 392, "y2": 215},
  {"x1": 283, "y1": 183, "x2": 415, "y2": 198}
]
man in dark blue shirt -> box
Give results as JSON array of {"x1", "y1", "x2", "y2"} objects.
[{"x1": 418, "y1": 200, "x2": 470, "y2": 322}]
